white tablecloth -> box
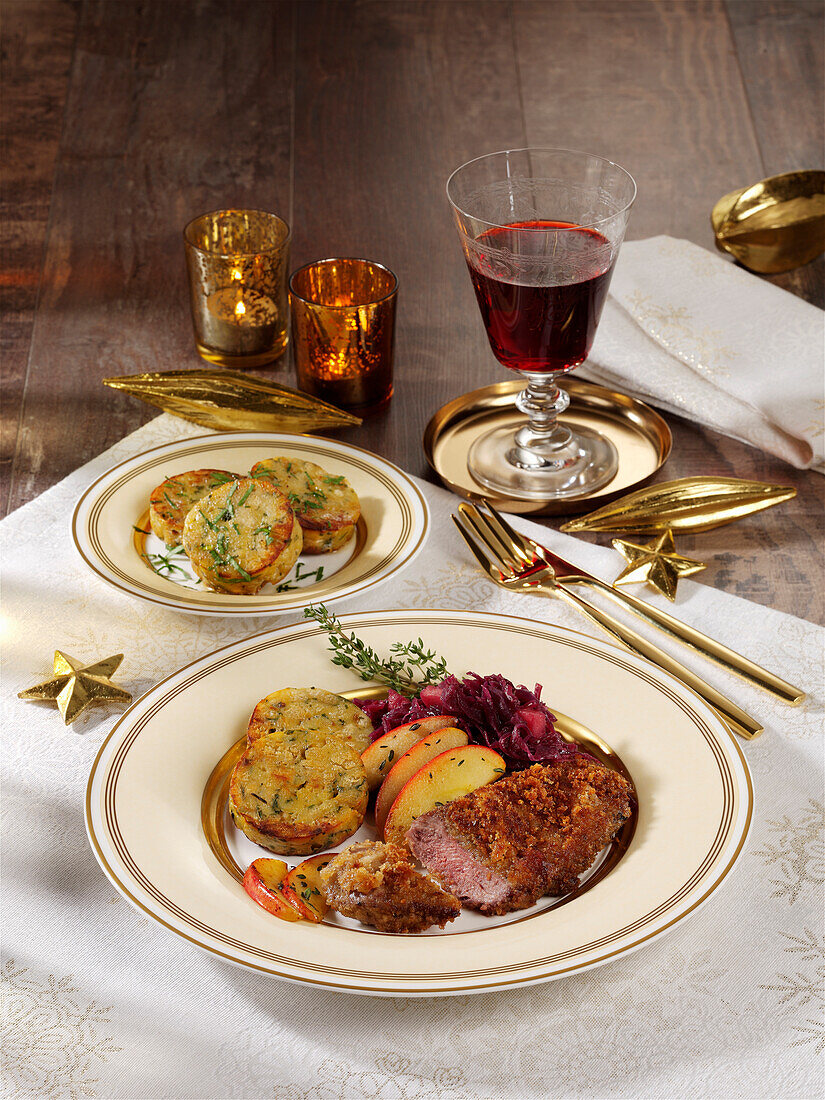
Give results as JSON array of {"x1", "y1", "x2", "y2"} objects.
[{"x1": 2, "y1": 415, "x2": 823, "y2": 1100}]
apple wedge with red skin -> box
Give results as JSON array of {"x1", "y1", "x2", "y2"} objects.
[
  {"x1": 383, "y1": 744, "x2": 506, "y2": 847},
  {"x1": 374, "y1": 727, "x2": 469, "y2": 835},
  {"x1": 242, "y1": 858, "x2": 302, "y2": 922},
  {"x1": 361, "y1": 715, "x2": 457, "y2": 790},
  {"x1": 281, "y1": 853, "x2": 338, "y2": 922}
]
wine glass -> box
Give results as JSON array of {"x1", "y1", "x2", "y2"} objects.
[{"x1": 447, "y1": 148, "x2": 636, "y2": 500}]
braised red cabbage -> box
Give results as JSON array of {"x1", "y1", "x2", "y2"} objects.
[{"x1": 357, "y1": 673, "x2": 580, "y2": 769}]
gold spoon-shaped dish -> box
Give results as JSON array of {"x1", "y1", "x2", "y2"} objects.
[{"x1": 712, "y1": 169, "x2": 825, "y2": 274}]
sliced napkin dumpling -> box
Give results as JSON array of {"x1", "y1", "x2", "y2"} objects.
[
  {"x1": 182, "y1": 477, "x2": 302, "y2": 595},
  {"x1": 229, "y1": 729, "x2": 368, "y2": 856},
  {"x1": 319, "y1": 840, "x2": 461, "y2": 933},
  {"x1": 148, "y1": 469, "x2": 237, "y2": 547},
  {"x1": 246, "y1": 687, "x2": 373, "y2": 755},
  {"x1": 250, "y1": 457, "x2": 360, "y2": 554}
]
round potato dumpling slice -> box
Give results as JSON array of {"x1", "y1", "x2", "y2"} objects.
[
  {"x1": 250, "y1": 457, "x2": 360, "y2": 554},
  {"x1": 182, "y1": 477, "x2": 302, "y2": 595},
  {"x1": 149, "y1": 469, "x2": 237, "y2": 547},
  {"x1": 246, "y1": 687, "x2": 373, "y2": 755},
  {"x1": 229, "y1": 729, "x2": 368, "y2": 856}
]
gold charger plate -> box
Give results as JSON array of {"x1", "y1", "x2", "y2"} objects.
[
  {"x1": 72, "y1": 432, "x2": 428, "y2": 616},
  {"x1": 423, "y1": 378, "x2": 671, "y2": 515},
  {"x1": 85, "y1": 609, "x2": 752, "y2": 996}
]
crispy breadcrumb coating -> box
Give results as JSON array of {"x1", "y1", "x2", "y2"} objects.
[
  {"x1": 320, "y1": 840, "x2": 461, "y2": 933},
  {"x1": 412, "y1": 757, "x2": 633, "y2": 914}
]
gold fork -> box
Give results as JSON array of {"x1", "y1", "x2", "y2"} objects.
[
  {"x1": 458, "y1": 500, "x2": 804, "y2": 705},
  {"x1": 452, "y1": 501, "x2": 765, "y2": 740}
]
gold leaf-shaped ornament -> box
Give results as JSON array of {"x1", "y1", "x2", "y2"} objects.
[
  {"x1": 560, "y1": 477, "x2": 796, "y2": 535},
  {"x1": 103, "y1": 370, "x2": 361, "y2": 433},
  {"x1": 712, "y1": 170, "x2": 825, "y2": 274}
]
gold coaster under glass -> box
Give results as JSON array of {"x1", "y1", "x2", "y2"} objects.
[{"x1": 424, "y1": 378, "x2": 671, "y2": 516}]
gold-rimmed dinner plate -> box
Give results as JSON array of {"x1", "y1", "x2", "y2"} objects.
[
  {"x1": 72, "y1": 433, "x2": 428, "y2": 616},
  {"x1": 85, "y1": 609, "x2": 752, "y2": 996}
]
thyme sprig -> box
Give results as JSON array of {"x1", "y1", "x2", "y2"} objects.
[{"x1": 303, "y1": 604, "x2": 449, "y2": 696}]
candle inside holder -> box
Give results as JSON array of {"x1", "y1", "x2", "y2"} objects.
[
  {"x1": 184, "y1": 210, "x2": 290, "y2": 369},
  {"x1": 289, "y1": 258, "x2": 397, "y2": 414},
  {"x1": 203, "y1": 287, "x2": 280, "y2": 357}
]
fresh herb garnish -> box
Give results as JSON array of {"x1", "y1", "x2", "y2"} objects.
[
  {"x1": 286, "y1": 491, "x2": 323, "y2": 513},
  {"x1": 198, "y1": 508, "x2": 219, "y2": 531},
  {"x1": 226, "y1": 555, "x2": 252, "y2": 582},
  {"x1": 303, "y1": 604, "x2": 450, "y2": 696},
  {"x1": 323, "y1": 475, "x2": 345, "y2": 485},
  {"x1": 276, "y1": 562, "x2": 325, "y2": 592},
  {"x1": 146, "y1": 544, "x2": 190, "y2": 579}
]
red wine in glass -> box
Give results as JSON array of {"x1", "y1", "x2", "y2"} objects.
[{"x1": 466, "y1": 220, "x2": 616, "y2": 373}]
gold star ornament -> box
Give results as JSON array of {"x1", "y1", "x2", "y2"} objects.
[
  {"x1": 611, "y1": 529, "x2": 707, "y2": 601},
  {"x1": 18, "y1": 651, "x2": 132, "y2": 725}
]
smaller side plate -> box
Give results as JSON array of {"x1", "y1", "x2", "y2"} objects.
[
  {"x1": 423, "y1": 378, "x2": 671, "y2": 515},
  {"x1": 72, "y1": 432, "x2": 429, "y2": 616}
]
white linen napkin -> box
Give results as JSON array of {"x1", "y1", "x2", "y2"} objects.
[
  {"x1": 582, "y1": 236, "x2": 825, "y2": 470},
  {"x1": 1, "y1": 414, "x2": 823, "y2": 1100}
]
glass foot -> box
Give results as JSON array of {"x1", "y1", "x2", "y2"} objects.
[{"x1": 468, "y1": 423, "x2": 619, "y2": 501}]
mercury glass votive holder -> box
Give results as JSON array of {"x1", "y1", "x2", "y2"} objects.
[
  {"x1": 289, "y1": 258, "x2": 397, "y2": 414},
  {"x1": 184, "y1": 209, "x2": 291, "y2": 369}
]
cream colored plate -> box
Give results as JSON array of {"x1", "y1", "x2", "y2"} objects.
[
  {"x1": 72, "y1": 433, "x2": 428, "y2": 616},
  {"x1": 85, "y1": 610, "x2": 752, "y2": 996}
]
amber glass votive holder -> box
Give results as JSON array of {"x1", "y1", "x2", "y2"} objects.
[
  {"x1": 184, "y1": 209, "x2": 291, "y2": 369},
  {"x1": 289, "y1": 258, "x2": 397, "y2": 414}
]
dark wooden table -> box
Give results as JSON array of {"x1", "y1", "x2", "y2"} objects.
[{"x1": 3, "y1": 0, "x2": 823, "y2": 623}]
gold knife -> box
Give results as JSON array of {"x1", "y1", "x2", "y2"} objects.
[{"x1": 486, "y1": 501, "x2": 805, "y2": 706}]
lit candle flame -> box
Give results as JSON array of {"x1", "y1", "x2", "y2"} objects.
[
  {"x1": 235, "y1": 300, "x2": 246, "y2": 318},
  {"x1": 231, "y1": 268, "x2": 242, "y2": 281}
]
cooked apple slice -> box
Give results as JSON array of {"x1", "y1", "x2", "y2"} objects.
[
  {"x1": 374, "y1": 727, "x2": 469, "y2": 835},
  {"x1": 360, "y1": 715, "x2": 457, "y2": 790},
  {"x1": 382, "y1": 745, "x2": 506, "y2": 847},
  {"x1": 242, "y1": 858, "x2": 302, "y2": 922},
  {"x1": 281, "y1": 852, "x2": 338, "y2": 922}
]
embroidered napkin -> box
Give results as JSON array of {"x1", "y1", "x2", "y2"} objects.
[
  {"x1": 583, "y1": 236, "x2": 825, "y2": 470},
  {"x1": 1, "y1": 415, "x2": 823, "y2": 1100}
]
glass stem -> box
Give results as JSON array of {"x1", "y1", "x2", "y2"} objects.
[{"x1": 510, "y1": 372, "x2": 578, "y2": 470}]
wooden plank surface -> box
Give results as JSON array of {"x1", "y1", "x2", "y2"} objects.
[
  {"x1": 1, "y1": 0, "x2": 823, "y2": 625},
  {"x1": 3, "y1": 0, "x2": 294, "y2": 509},
  {"x1": 725, "y1": 0, "x2": 825, "y2": 308},
  {"x1": 0, "y1": 0, "x2": 79, "y2": 511}
]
